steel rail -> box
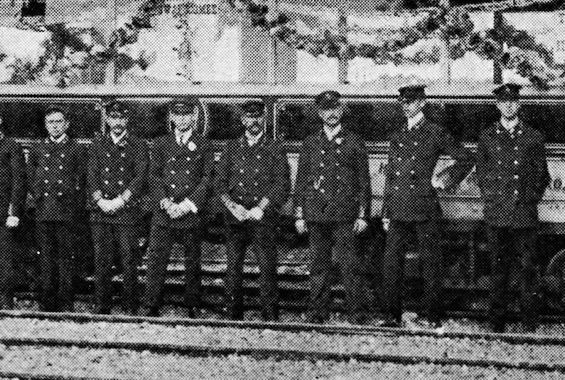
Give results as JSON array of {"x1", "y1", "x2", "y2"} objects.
[
  {"x1": 0, "y1": 372, "x2": 123, "y2": 380},
  {"x1": 0, "y1": 335, "x2": 563, "y2": 373},
  {"x1": 1, "y1": 310, "x2": 565, "y2": 346}
]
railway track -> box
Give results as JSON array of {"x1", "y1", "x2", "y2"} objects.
[{"x1": 0, "y1": 313, "x2": 564, "y2": 379}]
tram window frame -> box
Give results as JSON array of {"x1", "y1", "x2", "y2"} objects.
[
  {"x1": 0, "y1": 98, "x2": 103, "y2": 143},
  {"x1": 108, "y1": 98, "x2": 208, "y2": 139},
  {"x1": 275, "y1": 98, "x2": 411, "y2": 146},
  {"x1": 201, "y1": 97, "x2": 266, "y2": 142},
  {"x1": 518, "y1": 100, "x2": 565, "y2": 146}
]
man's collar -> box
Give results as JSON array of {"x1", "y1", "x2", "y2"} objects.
[
  {"x1": 49, "y1": 134, "x2": 68, "y2": 144},
  {"x1": 407, "y1": 112, "x2": 425, "y2": 130},
  {"x1": 245, "y1": 130, "x2": 264, "y2": 146},
  {"x1": 323, "y1": 124, "x2": 342, "y2": 141},
  {"x1": 175, "y1": 128, "x2": 193, "y2": 144},
  {"x1": 110, "y1": 129, "x2": 128, "y2": 145}
]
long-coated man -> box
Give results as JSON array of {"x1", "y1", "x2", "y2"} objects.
[
  {"x1": 294, "y1": 91, "x2": 371, "y2": 324},
  {"x1": 142, "y1": 100, "x2": 214, "y2": 318},
  {"x1": 28, "y1": 106, "x2": 86, "y2": 312},
  {"x1": 380, "y1": 85, "x2": 474, "y2": 328},
  {"x1": 0, "y1": 117, "x2": 26, "y2": 309},
  {"x1": 477, "y1": 83, "x2": 550, "y2": 333},
  {"x1": 87, "y1": 101, "x2": 148, "y2": 315},
  {"x1": 215, "y1": 100, "x2": 290, "y2": 321}
]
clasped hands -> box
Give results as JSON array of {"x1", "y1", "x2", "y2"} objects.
[
  {"x1": 160, "y1": 198, "x2": 198, "y2": 219},
  {"x1": 295, "y1": 218, "x2": 368, "y2": 235},
  {"x1": 226, "y1": 201, "x2": 264, "y2": 222},
  {"x1": 97, "y1": 197, "x2": 126, "y2": 214}
]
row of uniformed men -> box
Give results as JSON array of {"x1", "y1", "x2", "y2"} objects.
[{"x1": 0, "y1": 84, "x2": 547, "y2": 332}]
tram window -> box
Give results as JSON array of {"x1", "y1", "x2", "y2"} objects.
[
  {"x1": 277, "y1": 100, "x2": 404, "y2": 142},
  {"x1": 440, "y1": 102, "x2": 499, "y2": 142},
  {"x1": 520, "y1": 104, "x2": 565, "y2": 144},
  {"x1": 116, "y1": 100, "x2": 205, "y2": 139},
  {"x1": 0, "y1": 101, "x2": 100, "y2": 138},
  {"x1": 205, "y1": 100, "x2": 255, "y2": 141}
]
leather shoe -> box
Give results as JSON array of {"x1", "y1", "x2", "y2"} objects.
[
  {"x1": 491, "y1": 321, "x2": 506, "y2": 333},
  {"x1": 179, "y1": 306, "x2": 199, "y2": 319},
  {"x1": 261, "y1": 306, "x2": 279, "y2": 322},
  {"x1": 379, "y1": 318, "x2": 402, "y2": 328},
  {"x1": 139, "y1": 306, "x2": 160, "y2": 317},
  {"x1": 226, "y1": 306, "x2": 244, "y2": 321},
  {"x1": 305, "y1": 313, "x2": 326, "y2": 324}
]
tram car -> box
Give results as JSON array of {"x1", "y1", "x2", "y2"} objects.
[{"x1": 5, "y1": 82, "x2": 565, "y2": 314}]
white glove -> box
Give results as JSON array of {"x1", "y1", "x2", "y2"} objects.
[
  {"x1": 228, "y1": 202, "x2": 249, "y2": 222},
  {"x1": 97, "y1": 199, "x2": 114, "y2": 214},
  {"x1": 160, "y1": 198, "x2": 174, "y2": 211},
  {"x1": 431, "y1": 176, "x2": 446, "y2": 190},
  {"x1": 178, "y1": 198, "x2": 198, "y2": 215},
  {"x1": 353, "y1": 218, "x2": 368, "y2": 234},
  {"x1": 295, "y1": 219, "x2": 307, "y2": 234},
  {"x1": 107, "y1": 197, "x2": 125, "y2": 212},
  {"x1": 6, "y1": 216, "x2": 19, "y2": 228},
  {"x1": 382, "y1": 218, "x2": 390, "y2": 232},
  {"x1": 167, "y1": 203, "x2": 184, "y2": 219},
  {"x1": 248, "y1": 207, "x2": 264, "y2": 221}
]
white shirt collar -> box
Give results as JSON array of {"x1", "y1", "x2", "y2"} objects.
[
  {"x1": 175, "y1": 128, "x2": 193, "y2": 145},
  {"x1": 323, "y1": 124, "x2": 342, "y2": 141},
  {"x1": 245, "y1": 130, "x2": 263, "y2": 146},
  {"x1": 50, "y1": 134, "x2": 67, "y2": 144},
  {"x1": 501, "y1": 117, "x2": 519, "y2": 134},
  {"x1": 407, "y1": 112, "x2": 424, "y2": 130},
  {"x1": 111, "y1": 129, "x2": 128, "y2": 145}
]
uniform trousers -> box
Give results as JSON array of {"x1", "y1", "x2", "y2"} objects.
[
  {"x1": 92, "y1": 223, "x2": 139, "y2": 312},
  {"x1": 0, "y1": 226, "x2": 17, "y2": 308},
  {"x1": 143, "y1": 225, "x2": 201, "y2": 309},
  {"x1": 225, "y1": 221, "x2": 278, "y2": 313},
  {"x1": 382, "y1": 220, "x2": 442, "y2": 323},
  {"x1": 36, "y1": 221, "x2": 75, "y2": 311},
  {"x1": 487, "y1": 226, "x2": 539, "y2": 329},
  {"x1": 307, "y1": 222, "x2": 366, "y2": 320}
]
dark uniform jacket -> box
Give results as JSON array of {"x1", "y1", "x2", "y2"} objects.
[
  {"x1": 477, "y1": 121, "x2": 550, "y2": 228},
  {"x1": 382, "y1": 118, "x2": 474, "y2": 222},
  {"x1": 215, "y1": 135, "x2": 290, "y2": 224},
  {"x1": 27, "y1": 136, "x2": 86, "y2": 222},
  {"x1": 149, "y1": 133, "x2": 214, "y2": 229},
  {"x1": 0, "y1": 137, "x2": 26, "y2": 220},
  {"x1": 87, "y1": 133, "x2": 149, "y2": 225},
  {"x1": 294, "y1": 127, "x2": 370, "y2": 223}
]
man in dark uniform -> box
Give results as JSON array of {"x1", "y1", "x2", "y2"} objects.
[
  {"x1": 0, "y1": 116, "x2": 26, "y2": 309},
  {"x1": 294, "y1": 91, "x2": 371, "y2": 324},
  {"x1": 380, "y1": 85, "x2": 474, "y2": 328},
  {"x1": 28, "y1": 106, "x2": 86, "y2": 312},
  {"x1": 87, "y1": 101, "x2": 149, "y2": 315},
  {"x1": 477, "y1": 83, "x2": 550, "y2": 333},
  {"x1": 142, "y1": 100, "x2": 214, "y2": 317},
  {"x1": 215, "y1": 100, "x2": 290, "y2": 321}
]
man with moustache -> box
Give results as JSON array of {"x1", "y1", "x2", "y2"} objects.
[
  {"x1": 87, "y1": 101, "x2": 148, "y2": 315},
  {"x1": 477, "y1": 83, "x2": 549, "y2": 333},
  {"x1": 141, "y1": 100, "x2": 214, "y2": 318},
  {"x1": 294, "y1": 91, "x2": 371, "y2": 324},
  {"x1": 215, "y1": 100, "x2": 290, "y2": 321},
  {"x1": 28, "y1": 106, "x2": 86, "y2": 312},
  {"x1": 0, "y1": 116, "x2": 26, "y2": 309},
  {"x1": 380, "y1": 85, "x2": 474, "y2": 328}
]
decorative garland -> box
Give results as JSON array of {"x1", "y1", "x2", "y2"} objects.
[
  {"x1": 227, "y1": 0, "x2": 565, "y2": 88},
  {"x1": 4, "y1": 0, "x2": 565, "y2": 88}
]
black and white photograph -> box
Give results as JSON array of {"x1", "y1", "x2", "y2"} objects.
[{"x1": 0, "y1": 0, "x2": 563, "y2": 378}]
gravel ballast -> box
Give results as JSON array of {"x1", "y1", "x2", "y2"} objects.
[
  {"x1": 0, "y1": 345, "x2": 563, "y2": 380},
  {"x1": 0, "y1": 318, "x2": 563, "y2": 366}
]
